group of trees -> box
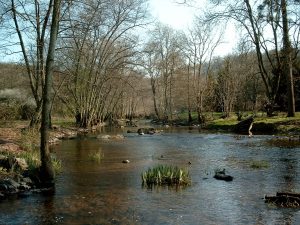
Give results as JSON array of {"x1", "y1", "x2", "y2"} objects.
[
  {"x1": 143, "y1": 0, "x2": 300, "y2": 121},
  {"x1": 0, "y1": 0, "x2": 299, "y2": 183},
  {"x1": 0, "y1": 0, "x2": 299, "y2": 126}
]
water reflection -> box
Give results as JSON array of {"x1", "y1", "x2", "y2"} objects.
[{"x1": 1, "y1": 131, "x2": 300, "y2": 224}]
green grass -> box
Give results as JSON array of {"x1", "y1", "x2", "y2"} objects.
[
  {"x1": 141, "y1": 165, "x2": 191, "y2": 187},
  {"x1": 19, "y1": 150, "x2": 62, "y2": 174},
  {"x1": 18, "y1": 128, "x2": 40, "y2": 151},
  {"x1": 52, "y1": 117, "x2": 76, "y2": 127},
  {"x1": 19, "y1": 150, "x2": 40, "y2": 171},
  {"x1": 88, "y1": 151, "x2": 103, "y2": 163},
  {"x1": 249, "y1": 160, "x2": 270, "y2": 169},
  {"x1": 51, "y1": 155, "x2": 62, "y2": 173}
]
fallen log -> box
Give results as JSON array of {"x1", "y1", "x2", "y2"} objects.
[{"x1": 264, "y1": 192, "x2": 300, "y2": 207}]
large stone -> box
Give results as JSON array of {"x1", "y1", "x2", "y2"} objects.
[{"x1": 233, "y1": 117, "x2": 254, "y2": 135}]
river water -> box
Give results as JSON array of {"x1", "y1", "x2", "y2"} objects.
[{"x1": 1, "y1": 128, "x2": 300, "y2": 225}]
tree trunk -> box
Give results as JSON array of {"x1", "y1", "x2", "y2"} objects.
[
  {"x1": 281, "y1": 0, "x2": 295, "y2": 117},
  {"x1": 40, "y1": 0, "x2": 61, "y2": 186},
  {"x1": 150, "y1": 78, "x2": 160, "y2": 120},
  {"x1": 187, "y1": 61, "x2": 192, "y2": 124}
]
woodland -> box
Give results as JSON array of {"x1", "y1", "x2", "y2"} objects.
[{"x1": 0, "y1": 0, "x2": 299, "y2": 184}]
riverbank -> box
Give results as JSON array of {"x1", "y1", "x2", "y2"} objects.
[
  {"x1": 0, "y1": 113, "x2": 299, "y2": 199},
  {"x1": 165, "y1": 112, "x2": 300, "y2": 136},
  {"x1": 0, "y1": 119, "x2": 78, "y2": 199},
  {"x1": 203, "y1": 113, "x2": 300, "y2": 135}
]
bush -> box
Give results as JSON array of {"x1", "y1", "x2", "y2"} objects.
[{"x1": 0, "y1": 88, "x2": 35, "y2": 120}]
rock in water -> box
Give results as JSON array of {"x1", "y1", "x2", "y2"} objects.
[
  {"x1": 234, "y1": 117, "x2": 254, "y2": 136},
  {"x1": 214, "y1": 169, "x2": 233, "y2": 182}
]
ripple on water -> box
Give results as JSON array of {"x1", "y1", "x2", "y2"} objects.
[{"x1": 1, "y1": 132, "x2": 300, "y2": 224}]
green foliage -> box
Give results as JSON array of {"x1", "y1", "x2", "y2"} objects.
[
  {"x1": 19, "y1": 150, "x2": 40, "y2": 171},
  {"x1": 19, "y1": 150, "x2": 62, "y2": 174},
  {"x1": 141, "y1": 165, "x2": 191, "y2": 187}
]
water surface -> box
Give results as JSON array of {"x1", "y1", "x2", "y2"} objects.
[{"x1": 1, "y1": 129, "x2": 300, "y2": 224}]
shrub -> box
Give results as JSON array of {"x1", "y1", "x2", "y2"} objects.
[
  {"x1": 141, "y1": 165, "x2": 191, "y2": 187},
  {"x1": 0, "y1": 88, "x2": 35, "y2": 120}
]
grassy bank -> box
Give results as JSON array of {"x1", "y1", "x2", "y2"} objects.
[
  {"x1": 0, "y1": 118, "x2": 75, "y2": 180},
  {"x1": 193, "y1": 112, "x2": 300, "y2": 135}
]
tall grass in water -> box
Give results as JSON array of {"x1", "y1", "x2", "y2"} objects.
[
  {"x1": 88, "y1": 151, "x2": 103, "y2": 163},
  {"x1": 141, "y1": 165, "x2": 191, "y2": 187}
]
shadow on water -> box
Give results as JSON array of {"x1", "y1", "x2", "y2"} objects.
[{"x1": 1, "y1": 128, "x2": 300, "y2": 224}]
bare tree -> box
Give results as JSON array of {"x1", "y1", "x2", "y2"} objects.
[
  {"x1": 183, "y1": 18, "x2": 221, "y2": 122},
  {"x1": 58, "y1": 0, "x2": 148, "y2": 128},
  {"x1": 206, "y1": 0, "x2": 299, "y2": 116},
  {"x1": 0, "y1": 0, "x2": 58, "y2": 125},
  {"x1": 281, "y1": 0, "x2": 295, "y2": 116},
  {"x1": 40, "y1": 0, "x2": 62, "y2": 186},
  {"x1": 143, "y1": 24, "x2": 182, "y2": 122}
]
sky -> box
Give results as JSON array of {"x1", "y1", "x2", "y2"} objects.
[
  {"x1": 148, "y1": 0, "x2": 237, "y2": 56},
  {"x1": 149, "y1": 0, "x2": 196, "y2": 30}
]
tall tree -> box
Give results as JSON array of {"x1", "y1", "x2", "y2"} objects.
[
  {"x1": 184, "y1": 18, "x2": 221, "y2": 122},
  {"x1": 40, "y1": 0, "x2": 62, "y2": 186},
  {"x1": 59, "y1": 0, "x2": 148, "y2": 128},
  {"x1": 281, "y1": 0, "x2": 295, "y2": 116},
  {"x1": 206, "y1": 0, "x2": 299, "y2": 116},
  {"x1": 0, "y1": 0, "x2": 55, "y2": 125}
]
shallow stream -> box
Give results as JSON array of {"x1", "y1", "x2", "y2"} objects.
[{"x1": 1, "y1": 128, "x2": 300, "y2": 224}]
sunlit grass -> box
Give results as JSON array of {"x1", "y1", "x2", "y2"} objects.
[
  {"x1": 18, "y1": 128, "x2": 40, "y2": 151},
  {"x1": 19, "y1": 150, "x2": 40, "y2": 171},
  {"x1": 19, "y1": 150, "x2": 62, "y2": 174},
  {"x1": 141, "y1": 165, "x2": 191, "y2": 187},
  {"x1": 52, "y1": 117, "x2": 76, "y2": 127}
]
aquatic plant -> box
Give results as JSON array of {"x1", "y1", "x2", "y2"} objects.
[
  {"x1": 249, "y1": 160, "x2": 269, "y2": 169},
  {"x1": 141, "y1": 165, "x2": 191, "y2": 187},
  {"x1": 88, "y1": 151, "x2": 103, "y2": 163},
  {"x1": 51, "y1": 156, "x2": 62, "y2": 173}
]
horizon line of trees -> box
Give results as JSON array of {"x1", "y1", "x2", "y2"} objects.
[{"x1": 0, "y1": 0, "x2": 299, "y2": 128}]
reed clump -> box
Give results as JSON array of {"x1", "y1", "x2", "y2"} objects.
[
  {"x1": 88, "y1": 151, "x2": 103, "y2": 163},
  {"x1": 141, "y1": 165, "x2": 191, "y2": 187}
]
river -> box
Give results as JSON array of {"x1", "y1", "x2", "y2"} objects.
[{"x1": 0, "y1": 128, "x2": 300, "y2": 224}]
